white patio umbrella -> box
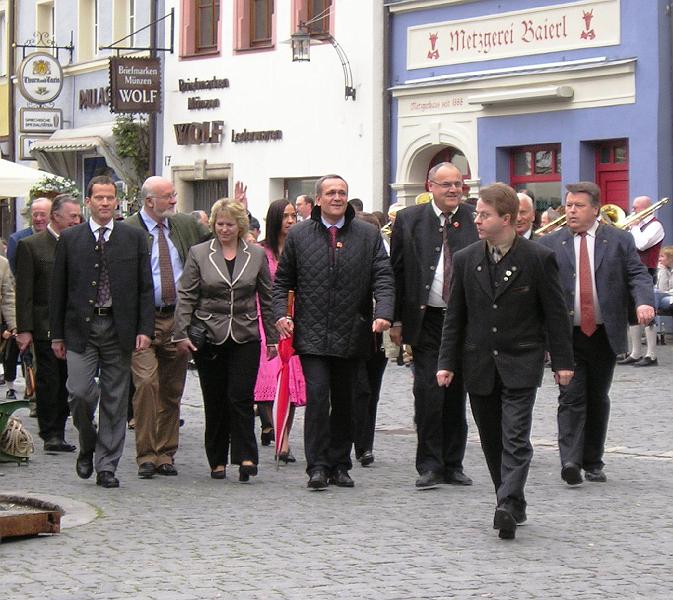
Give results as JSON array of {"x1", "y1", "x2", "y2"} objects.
[{"x1": 0, "y1": 158, "x2": 65, "y2": 198}]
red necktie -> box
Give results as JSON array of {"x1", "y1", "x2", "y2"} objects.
[
  {"x1": 328, "y1": 225, "x2": 337, "y2": 248},
  {"x1": 579, "y1": 232, "x2": 597, "y2": 337}
]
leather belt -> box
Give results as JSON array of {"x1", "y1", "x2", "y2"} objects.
[
  {"x1": 425, "y1": 306, "x2": 447, "y2": 314},
  {"x1": 155, "y1": 305, "x2": 176, "y2": 316},
  {"x1": 93, "y1": 307, "x2": 113, "y2": 316}
]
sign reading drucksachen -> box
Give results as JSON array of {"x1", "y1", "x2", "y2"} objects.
[
  {"x1": 109, "y1": 57, "x2": 161, "y2": 113},
  {"x1": 407, "y1": 0, "x2": 620, "y2": 70}
]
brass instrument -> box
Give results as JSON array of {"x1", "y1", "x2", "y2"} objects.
[
  {"x1": 599, "y1": 203, "x2": 626, "y2": 226},
  {"x1": 534, "y1": 214, "x2": 566, "y2": 236},
  {"x1": 617, "y1": 197, "x2": 669, "y2": 230},
  {"x1": 415, "y1": 192, "x2": 432, "y2": 205}
]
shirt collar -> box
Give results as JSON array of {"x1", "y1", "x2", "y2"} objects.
[
  {"x1": 46, "y1": 223, "x2": 60, "y2": 240},
  {"x1": 140, "y1": 207, "x2": 164, "y2": 230},
  {"x1": 321, "y1": 215, "x2": 346, "y2": 229},
  {"x1": 89, "y1": 217, "x2": 115, "y2": 235},
  {"x1": 431, "y1": 200, "x2": 458, "y2": 220},
  {"x1": 574, "y1": 220, "x2": 600, "y2": 238},
  {"x1": 486, "y1": 230, "x2": 517, "y2": 258}
]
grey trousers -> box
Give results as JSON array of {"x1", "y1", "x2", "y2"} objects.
[{"x1": 66, "y1": 315, "x2": 133, "y2": 474}]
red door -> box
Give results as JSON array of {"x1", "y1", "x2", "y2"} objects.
[{"x1": 596, "y1": 140, "x2": 629, "y2": 209}]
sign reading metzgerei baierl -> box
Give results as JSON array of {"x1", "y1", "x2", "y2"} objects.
[{"x1": 109, "y1": 57, "x2": 161, "y2": 113}]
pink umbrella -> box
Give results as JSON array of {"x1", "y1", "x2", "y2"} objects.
[{"x1": 274, "y1": 291, "x2": 295, "y2": 468}]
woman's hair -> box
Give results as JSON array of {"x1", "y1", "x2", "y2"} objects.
[
  {"x1": 262, "y1": 199, "x2": 292, "y2": 260},
  {"x1": 661, "y1": 246, "x2": 673, "y2": 262},
  {"x1": 209, "y1": 199, "x2": 249, "y2": 239}
]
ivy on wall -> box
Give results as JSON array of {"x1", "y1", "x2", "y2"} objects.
[{"x1": 112, "y1": 115, "x2": 150, "y2": 214}]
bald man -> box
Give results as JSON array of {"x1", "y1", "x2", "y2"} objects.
[{"x1": 618, "y1": 195, "x2": 665, "y2": 367}]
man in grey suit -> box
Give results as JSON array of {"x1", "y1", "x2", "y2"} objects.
[
  {"x1": 437, "y1": 183, "x2": 574, "y2": 540},
  {"x1": 51, "y1": 176, "x2": 154, "y2": 488},
  {"x1": 539, "y1": 182, "x2": 654, "y2": 486},
  {"x1": 16, "y1": 194, "x2": 82, "y2": 452}
]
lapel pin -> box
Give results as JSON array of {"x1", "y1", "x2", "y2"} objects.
[
  {"x1": 505, "y1": 270, "x2": 512, "y2": 276},
  {"x1": 453, "y1": 221, "x2": 460, "y2": 228},
  {"x1": 336, "y1": 241, "x2": 343, "y2": 248}
]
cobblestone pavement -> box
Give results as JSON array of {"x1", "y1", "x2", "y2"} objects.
[{"x1": 2, "y1": 342, "x2": 673, "y2": 599}]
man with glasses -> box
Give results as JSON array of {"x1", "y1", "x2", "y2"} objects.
[
  {"x1": 125, "y1": 176, "x2": 210, "y2": 479},
  {"x1": 390, "y1": 162, "x2": 478, "y2": 489},
  {"x1": 437, "y1": 183, "x2": 574, "y2": 539},
  {"x1": 51, "y1": 176, "x2": 154, "y2": 488}
]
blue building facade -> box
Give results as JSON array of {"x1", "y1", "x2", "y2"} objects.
[{"x1": 387, "y1": 0, "x2": 672, "y2": 231}]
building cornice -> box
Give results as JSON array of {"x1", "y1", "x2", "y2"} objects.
[{"x1": 385, "y1": 0, "x2": 475, "y2": 14}]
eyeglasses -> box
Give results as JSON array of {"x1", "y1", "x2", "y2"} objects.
[
  {"x1": 150, "y1": 192, "x2": 178, "y2": 200},
  {"x1": 472, "y1": 211, "x2": 494, "y2": 221},
  {"x1": 429, "y1": 180, "x2": 462, "y2": 190}
]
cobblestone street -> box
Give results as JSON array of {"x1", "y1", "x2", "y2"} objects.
[{"x1": 2, "y1": 344, "x2": 673, "y2": 599}]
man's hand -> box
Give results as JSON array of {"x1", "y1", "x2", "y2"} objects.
[
  {"x1": 436, "y1": 369, "x2": 454, "y2": 387},
  {"x1": 275, "y1": 317, "x2": 294, "y2": 339},
  {"x1": 266, "y1": 344, "x2": 278, "y2": 360},
  {"x1": 234, "y1": 181, "x2": 248, "y2": 209},
  {"x1": 554, "y1": 370, "x2": 574, "y2": 386},
  {"x1": 52, "y1": 340, "x2": 66, "y2": 360},
  {"x1": 372, "y1": 319, "x2": 391, "y2": 333},
  {"x1": 636, "y1": 304, "x2": 655, "y2": 325},
  {"x1": 135, "y1": 334, "x2": 152, "y2": 351},
  {"x1": 176, "y1": 339, "x2": 196, "y2": 354},
  {"x1": 16, "y1": 332, "x2": 32, "y2": 353},
  {"x1": 389, "y1": 325, "x2": 402, "y2": 346}
]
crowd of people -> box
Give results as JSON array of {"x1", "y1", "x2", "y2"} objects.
[{"x1": 1, "y1": 163, "x2": 668, "y2": 541}]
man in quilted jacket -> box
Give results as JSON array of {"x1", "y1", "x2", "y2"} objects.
[{"x1": 273, "y1": 174, "x2": 395, "y2": 490}]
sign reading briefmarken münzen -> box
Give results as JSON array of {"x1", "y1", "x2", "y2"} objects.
[{"x1": 109, "y1": 57, "x2": 161, "y2": 113}]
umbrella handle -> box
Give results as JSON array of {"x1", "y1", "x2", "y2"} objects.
[{"x1": 286, "y1": 290, "x2": 295, "y2": 318}]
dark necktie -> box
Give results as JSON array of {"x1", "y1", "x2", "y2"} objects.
[
  {"x1": 442, "y1": 213, "x2": 452, "y2": 303},
  {"x1": 328, "y1": 225, "x2": 337, "y2": 249},
  {"x1": 157, "y1": 222, "x2": 176, "y2": 305},
  {"x1": 579, "y1": 232, "x2": 597, "y2": 336},
  {"x1": 96, "y1": 227, "x2": 111, "y2": 306},
  {"x1": 491, "y1": 246, "x2": 502, "y2": 264}
]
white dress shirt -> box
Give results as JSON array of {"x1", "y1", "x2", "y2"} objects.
[
  {"x1": 427, "y1": 201, "x2": 458, "y2": 308},
  {"x1": 573, "y1": 220, "x2": 603, "y2": 326}
]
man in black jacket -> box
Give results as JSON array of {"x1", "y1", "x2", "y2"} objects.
[
  {"x1": 437, "y1": 183, "x2": 574, "y2": 540},
  {"x1": 273, "y1": 174, "x2": 394, "y2": 490},
  {"x1": 390, "y1": 162, "x2": 478, "y2": 489}
]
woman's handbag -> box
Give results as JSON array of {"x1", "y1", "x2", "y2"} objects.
[{"x1": 188, "y1": 316, "x2": 208, "y2": 351}]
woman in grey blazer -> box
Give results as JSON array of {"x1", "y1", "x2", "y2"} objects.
[{"x1": 174, "y1": 200, "x2": 278, "y2": 481}]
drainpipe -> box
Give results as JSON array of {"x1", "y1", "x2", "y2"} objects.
[{"x1": 8, "y1": 0, "x2": 15, "y2": 161}]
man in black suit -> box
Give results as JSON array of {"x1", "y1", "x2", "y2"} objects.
[
  {"x1": 539, "y1": 182, "x2": 654, "y2": 486},
  {"x1": 16, "y1": 193, "x2": 82, "y2": 453},
  {"x1": 437, "y1": 183, "x2": 574, "y2": 540},
  {"x1": 51, "y1": 176, "x2": 154, "y2": 488},
  {"x1": 390, "y1": 162, "x2": 478, "y2": 488}
]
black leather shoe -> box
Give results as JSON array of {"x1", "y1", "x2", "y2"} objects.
[
  {"x1": 494, "y1": 507, "x2": 517, "y2": 540},
  {"x1": 76, "y1": 452, "x2": 94, "y2": 479},
  {"x1": 276, "y1": 450, "x2": 297, "y2": 464},
  {"x1": 585, "y1": 468, "x2": 607, "y2": 482},
  {"x1": 617, "y1": 355, "x2": 640, "y2": 365},
  {"x1": 359, "y1": 450, "x2": 375, "y2": 467},
  {"x1": 44, "y1": 437, "x2": 77, "y2": 452},
  {"x1": 239, "y1": 463, "x2": 258, "y2": 483},
  {"x1": 634, "y1": 356, "x2": 658, "y2": 367},
  {"x1": 260, "y1": 428, "x2": 274, "y2": 446},
  {"x1": 307, "y1": 470, "x2": 328, "y2": 490},
  {"x1": 210, "y1": 467, "x2": 226, "y2": 480},
  {"x1": 444, "y1": 470, "x2": 473, "y2": 486},
  {"x1": 329, "y1": 469, "x2": 354, "y2": 488},
  {"x1": 561, "y1": 462, "x2": 583, "y2": 485},
  {"x1": 138, "y1": 462, "x2": 156, "y2": 479},
  {"x1": 96, "y1": 471, "x2": 120, "y2": 488},
  {"x1": 415, "y1": 471, "x2": 442, "y2": 489},
  {"x1": 156, "y1": 463, "x2": 178, "y2": 476}
]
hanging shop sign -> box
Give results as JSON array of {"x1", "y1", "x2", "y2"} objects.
[
  {"x1": 109, "y1": 57, "x2": 162, "y2": 113},
  {"x1": 19, "y1": 108, "x2": 62, "y2": 133},
  {"x1": 174, "y1": 121, "x2": 225, "y2": 145},
  {"x1": 19, "y1": 135, "x2": 50, "y2": 161},
  {"x1": 17, "y1": 52, "x2": 64, "y2": 104}
]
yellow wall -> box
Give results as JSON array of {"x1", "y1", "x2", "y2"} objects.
[{"x1": 0, "y1": 83, "x2": 8, "y2": 137}]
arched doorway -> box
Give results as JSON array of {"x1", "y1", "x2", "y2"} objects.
[{"x1": 426, "y1": 147, "x2": 472, "y2": 198}]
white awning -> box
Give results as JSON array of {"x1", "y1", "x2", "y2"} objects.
[
  {"x1": 30, "y1": 122, "x2": 133, "y2": 183},
  {"x1": 0, "y1": 158, "x2": 66, "y2": 198}
]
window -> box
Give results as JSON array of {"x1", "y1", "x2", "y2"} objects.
[
  {"x1": 112, "y1": 0, "x2": 135, "y2": 48},
  {"x1": 234, "y1": 0, "x2": 274, "y2": 52},
  {"x1": 0, "y1": 11, "x2": 6, "y2": 77},
  {"x1": 129, "y1": 0, "x2": 136, "y2": 46},
  {"x1": 78, "y1": 0, "x2": 98, "y2": 61},
  {"x1": 510, "y1": 145, "x2": 562, "y2": 209},
  {"x1": 292, "y1": 0, "x2": 333, "y2": 37},
  {"x1": 181, "y1": 0, "x2": 221, "y2": 57}
]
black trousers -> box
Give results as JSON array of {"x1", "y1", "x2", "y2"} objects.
[
  {"x1": 353, "y1": 349, "x2": 387, "y2": 457},
  {"x1": 470, "y1": 373, "x2": 536, "y2": 512},
  {"x1": 412, "y1": 308, "x2": 468, "y2": 475},
  {"x1": 558, "y1": 326, "x2": 615, "y2": 471},
  {"x1": 300, "y1": 354, "x2": 359, "y2": 475},
  {"x1": 194, "y1": 339, "x2": 260, "y2": 469},
  {"x1": 34, "y1": 339, "x2": 69, "y2": 441}
]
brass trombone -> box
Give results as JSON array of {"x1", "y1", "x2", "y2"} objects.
[
  {"x1": 534, "y1": 213, "x2": 566, "y2": 236},
  {"x1": 617, "y1": 197, "x2": 669, "y2": 229}
]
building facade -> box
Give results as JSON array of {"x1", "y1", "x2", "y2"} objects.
[
  {"x1": 387, "y1": 0, "x2": 673, "y2": 229},
  {"x1": 162, "y1": 0, "x2": 386, "y2": 224}
]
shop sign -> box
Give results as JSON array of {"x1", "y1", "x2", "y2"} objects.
[
  {"x1": 19, "y1": 135, "x2": 50, "y2": 161},
  {"x1": 174, "y1": 121, "x2": 225, "y2": 145},
  {"x1": 19, "y1": 108, "x2": 62, "y2": 133},
  {"x1": 79, "y1": 87, "x2": 111, "y2": 110},
  {"x1": 17, "y1": 52, "x2": 64, "y2": 104},
  {"x1": 109, "y1": 57, "x2": 161, "y2": 113},
  {"x1": 187, "y1": 97, "x2": 220, "y2": 110},
  {"x1": 178, "y1": 77, "x2": 229, "y2": 92},
  {"x1": 231, "y1": 129, "x2": 283, "y2": 143},
  {"x1": 407, "y1": 0, "x2": 620, "y2": 70}
]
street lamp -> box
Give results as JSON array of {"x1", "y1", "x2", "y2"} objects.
[{"x1": 290, "y1": 21, "x2": 356, "y2": 101}]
